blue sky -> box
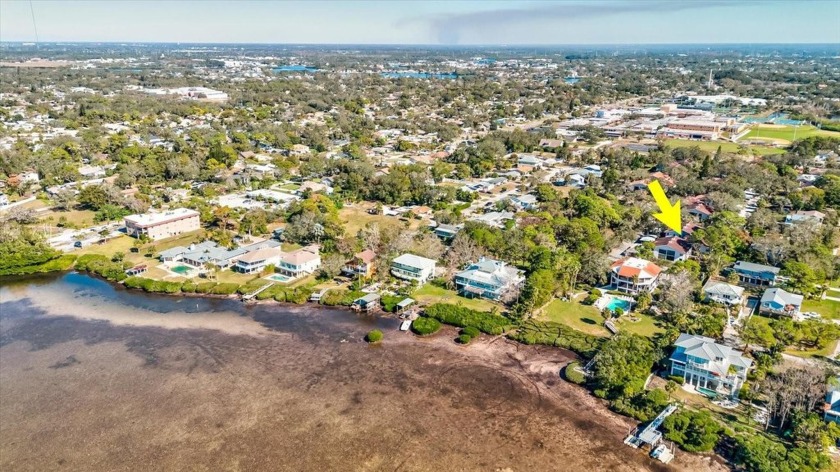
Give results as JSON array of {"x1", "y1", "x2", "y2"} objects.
[{"x1": 1, "y1": 0, "x2": 838, "y2": 45}]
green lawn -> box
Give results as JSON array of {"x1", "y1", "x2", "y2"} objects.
[
  {"x1": 615, "y1": 313, "x2": 664, "y2": 338},
  {"x1": 539, "y1": 299, "x2": 609, "y2": 337},
  {"x1": 412, "y1": 284, "x2": 500, "y2": 312},
  {"x1": 784, "y1": 338, "x2": 838, "y2": 359},
  {"x1": 802, "y1": 298, "x2": 840, "y2": 320},
  {"x1": 664, "y1": 139, "x2": 785, "y2": 156},
  {"x1": 744, "y1": 124, "x2": 840, "y2": 144}
]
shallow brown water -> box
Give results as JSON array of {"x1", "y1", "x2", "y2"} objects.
[{"x1": 0, "y1": 273, "x2": 726, "y2": 471}]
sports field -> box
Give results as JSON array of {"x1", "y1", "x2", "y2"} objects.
[
  {"x1": 664, "y1": 139, "x2": 785, "y2": 155},
  {"x1": 743, "y1": 124, "x2": 840, "y2": 144}
]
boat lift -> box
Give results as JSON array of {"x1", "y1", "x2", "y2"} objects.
[{"x1": 624, "y1": 403, "x2": 678, "y2": 449}]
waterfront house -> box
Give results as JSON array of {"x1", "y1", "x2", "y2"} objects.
[
  {"x1": 277, "y1": 245, "x2": 321, "y2": 278},
  {"x1": 454, "y1": 257, "x2": 525, "y2": 301},
  {"x1": 686, "y1": 202, "x2": 714, "y2": 221},
  {"x1": 351, "y1": 293, "x2": 381, "y2": 312},
  {"x1": 610, "y1": 257, "x2": 662, "y2": 295},
  {"x1": 759, "y1": 288, "x2": 803, "y2": 318},
  {"x1": 668, "y1": 333, "x2": 752, "y2": 398},
  {"x1": 234, "y1": 247, "x2": 283, "y2": 274},
  {"x1": 653, "y1": 236, "x2": 692, "y2": 262},
  {"x1": 343, "y1": 249, "x2": 376, "y2": 278},
  {"x1": 702, "y1": 280, "x2": 745, "y2": 306},
  {"x1": 732, "y1": 261, "x2": 779, "y2": 287},
  {"x1": 391, "y1": 254, "x2": 437, "y2": 283}
]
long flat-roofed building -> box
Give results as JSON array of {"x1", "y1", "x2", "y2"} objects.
[{"x1": 124, "y1": 208, "x2": 200, "y2": 241}]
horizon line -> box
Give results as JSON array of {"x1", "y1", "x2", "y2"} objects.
[{"x1": 1, "y1": 40, "x2": 839, "y2": 48}]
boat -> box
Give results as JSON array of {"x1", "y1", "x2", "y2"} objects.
[{"x1": 399, "y1": 320, "x2": 412, "y2": 331}]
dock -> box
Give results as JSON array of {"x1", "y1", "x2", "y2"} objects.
[
  {"x1": 624, "y1": 403, "x2": 678, "y2": 448},
  {"x1": 241, "y1": 282, "x2": 274, "y2": 302}
]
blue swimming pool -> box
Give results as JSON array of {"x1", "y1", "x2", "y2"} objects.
[
  {"x1": 266, "y1": 274, "x2": 293, "y2": 283},
  {"x1": 606, "y1": 297, "x2": 633, "y2": 312}
]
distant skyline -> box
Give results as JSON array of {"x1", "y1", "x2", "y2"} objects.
[{"x1": 1, "y1": 0, "x2": 839, "y2": 46}]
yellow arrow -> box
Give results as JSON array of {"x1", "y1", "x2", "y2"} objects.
[{"x1": 647, "y1": 180, "x2": 682, "y2": 235}]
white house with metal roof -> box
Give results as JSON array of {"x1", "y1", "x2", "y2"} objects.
[
  {"x1": 668, "y1": 333, "x2": 752, "y2": 398},
  {"x1": 702, "y1": 280, "x2": 745, "y2": 306},
  {"x1": 454, "y1": 257, "x2": 524, "y2": 301},
  {"x1": 391, "y1": 254, "x2": 437, "y2": 283}
]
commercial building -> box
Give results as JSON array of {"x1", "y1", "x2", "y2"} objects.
[
  {"x1": 668, "y1": 333, "x2": 752, "y2": 398},
  {"x1": 124, "y1": 208, "x2": 200, "y2": 241},
  {"x1": 391, "y1": 254, "x2": 437, "y2": 283},
  {"x1": 454, "y1": 257, "x2": 524, "y2": 301}
]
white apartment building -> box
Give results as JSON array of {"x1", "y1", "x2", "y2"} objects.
[{"x1": 124, "y1": 208, "x2": 200, "y2": 241}]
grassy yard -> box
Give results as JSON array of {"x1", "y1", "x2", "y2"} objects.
[
  {"x1": 802, "y1": 298, "x2": 840, "y2": 320},
  {"x1": 338, "y1": 205, "x2": 421, "y2": 235},
  {"x1": 664, "y1": 139, "x2": 785, "y2": 156},
  {"x1": 744, "y1": 124, "x2": 840, "y2": 144},
  {"x1": 412, "y1": 284, "x2": 500, "y2": 312},
  {"x1": 615, "y1": 312, "x2": 664, "y2": 338},
  {"x1": 784, "y1": 338, "x2": 838, "y2": 359},
  {"x1": 75, "y1": 234, "x2": 136, "y2": 258},
  {"x1": 39, "y1": 208, "x2": 97, "y2": 228},
  {"x1": 539, "y1": 299, "x2": 609, "y2": 337}
]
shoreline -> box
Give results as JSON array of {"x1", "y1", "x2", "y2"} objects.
[{"x1": 0, "y1": 272, "x2": 729, "y2": 471}]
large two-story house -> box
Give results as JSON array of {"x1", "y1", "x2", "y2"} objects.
[
  {"x1": 277, "y1": 245, "x2": 321, "y2": 279},
  {"x1": 343, "y1": 249, "x2": 376, "y2": 278},
  {"x1": 454, "y1": 257, "x2": 524, "y2": 301},
  {"x1": 732, "y1": 261, "x2": 779, "y2": 287},
  {"x1": 668, "y1": 333, "x2": 752, "y2": 398},
  {"x1": 702, "y1": 280, "x2": 745, "y2": 306},
  {"x1": 609, "y1": 257, "x2": 662, "y2": 295},
  {"x1": 391, "y1": 254, "x2": 437, "y2": 283}
]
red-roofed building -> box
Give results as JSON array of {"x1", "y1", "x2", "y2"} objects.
[
  {"x1": 654, "y1": 236, "x2": 693, "y2": 262},
  {"x1": 610, "y1": 257, "x2": 662, "y2": 295}
]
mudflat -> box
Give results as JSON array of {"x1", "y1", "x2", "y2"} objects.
[{"x1": 0, "y1": 274, "x2": 727, "y2": 471}]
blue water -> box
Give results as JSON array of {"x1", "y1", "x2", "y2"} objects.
[
  {"x1": 564, "y1": 77, "x2": 581, "y2": 84},
  {"x1": 606, "y1": 297, "x2": 632, "y2": 312},
  {"x1": 274, "y1": 65, "x2": 318, "y2": 73},
  {"x1": 381, "y1": 72, "x2": 458, "y2": 79}
]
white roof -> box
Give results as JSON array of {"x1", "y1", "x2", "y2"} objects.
[
  {"x1": 392, "y1": 253, "x2": 437, "y2": 270},
  {"x1": 124, "y1": 208, "x2": 198, "y2": 227}
]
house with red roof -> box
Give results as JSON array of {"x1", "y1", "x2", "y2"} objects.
[
  {"x1": 653, "y1": 236, "x2": 693, "y2": 262},
  {"x1": 610, "y1": 257, "x2": 662, "y2": 295}
]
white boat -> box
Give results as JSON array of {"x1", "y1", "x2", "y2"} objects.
[{"x1": 399, "y1": 320, "x2": 412, "y2": 331}]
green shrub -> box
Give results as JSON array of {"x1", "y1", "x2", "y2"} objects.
[
  {"x1": 0, "y1": 254, "x2": 76, "y2": 276},
  {"x1": 583, "y1": 289, "x2": 602, "y2": 305},
  {"x1": 462, "y1": 326, "x2": 480, "y2": 338},
  {"x1": 237, "y1": 281, "x2": 270, "y2": 295},
  {"x1": 75, "y1": 254, "x2": 128, "y2": 281},
  {"x1": 423, "y1": 303, "x2": 513, "y2": 335},
  {"x1": 380, "y1": 294, "x2": 404, "y2": 312},
  {"x1": 194, "y1": 282, "x2": 218, "y2": 294},
  {"x1": 457, "y1": 334, "x2": 472, "y2": 344},
  {"x1": 256, "y1": 285, "x2": 282, "y2": 300},
  {"x1": 320, "y1": 289, "x2": 364, "y2": 306},
  {"x1": 411, "y1": 316, "x2": 441, "y2": 336},
  {"x1": 209, "y1": 283, "x2": 240, "y2": 295},
  {"x1": 508, "y1": 320, "x2": 603, "y2": 358},
  {"x1": 564, "y1": 362, "x2": 586, "y2": 384},
  {"x1": 611, "y1": 389, "x2": 670, "y2": 422},
  {"x1": 122, "y1": 277, "x2": 181, "y2": 293},
  {"x1": 662, "y1": 410, "x2": 723, "y2": 453},
  {"x1": 181, "y1": 281, "x2": 198, "y2": 293},
  {"x1": 365, "y1": 329, "x2": 383, "y2": 343},
  {"x1": 668, "y1": 375, "x2": 685, "y2": 384}
]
